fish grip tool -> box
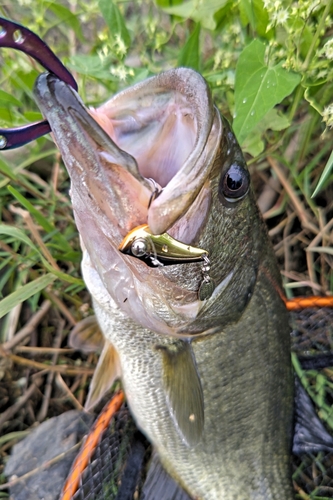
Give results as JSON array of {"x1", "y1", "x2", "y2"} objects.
[
  {"x1": 59, "y1": 300, "x2": 333, "y2": 500},
  {"x1": 0, "y1": 17, "x2": 77, "y2": 150}
]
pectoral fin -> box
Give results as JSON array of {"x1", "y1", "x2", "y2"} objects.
[
  {"x1": 85, "y1": 339, "x2": 121, "y2": 411},
  {"x1": 69, "y1": 315, "x2": 104, "y2": 353},
  {"x1": 157, "y1": 341, "x2": 204, "y2": 447}
]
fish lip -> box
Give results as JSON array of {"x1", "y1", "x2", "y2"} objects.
[{"x1": 33, "y1": 72, "x2": 147, "y2": 186}]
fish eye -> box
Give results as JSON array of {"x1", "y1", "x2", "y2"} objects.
[{"x1": 220, "y1": 164, "x2": 250, "y2": 202}]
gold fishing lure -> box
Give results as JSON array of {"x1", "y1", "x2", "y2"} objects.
[
  {"x1": 119, "y1": 224, "x2": 208, "y2": 266},
  {"x1": 119, "y1": 224, "x2": 215, "y2": 300}
]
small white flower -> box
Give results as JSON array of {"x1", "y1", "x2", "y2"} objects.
[
  {"x1": 213, "y1": 49, "x2": 223, "y2": 70},
  {"x1": 114, "y1": 34, "x2": 127, "y2": 57},
  {"x1": 272, "y1": 8, "x2": 289, "y2": 25},
  {"x1": 322, "y1": 103, "x2": 333, "y2": 128},
  {"x1": 317, "y1": 69, "x2": 328, "y2": 79},
  {"x1": 110, "y1": 65, "x2": 133, "y2": 81},
  {"x1": 305, "y1": 0, "x2": 321, "y2": 17},
  {"x1": 325, "y1": 16, "x2": 333, "y2": 28},
  {"x1": 97, "y1": 45, "x2": 111, "y2": 62},
  {"x1": 98, "y1": 32, "x2": 108, "y2": 43},
  {"x1": 323, "y1": 39, "x2": 333, "y2": 60},
  {"x1": 229, "y1": 24, "x2": 241, "y2": 36},
  {"x1": 225, "y1": 71, "x2": 235, "y2": 88}
]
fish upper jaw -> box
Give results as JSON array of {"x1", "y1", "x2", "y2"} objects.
[{"x1": 33, "y1": 72, "x2": 151, "y2": 238}]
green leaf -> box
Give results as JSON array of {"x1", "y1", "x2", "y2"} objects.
[
  {"x1": 24, "y1": 111, "x2": 44, "y2": 122},
  {"x1": 0, "y1": 274, "x2": 56, "y2": 319},
  {"x1": 68, "y1": 56, "x2": 119, "y2": 81},
  {"x1": 98, "y1": 0, "x2": 131, "y2": 49},
  {"x1": 304, "y1": 86, "x2": 323, "y2": 116},
  {"x1": 7, "y1": 186, "x2": 73, "y2": 252},
  {"x1": 233, "y1": 40, "x2": 301, "y2": 144},
  {"x1": 42, "y1": 263, "x2": 84, "y2": 285},
  {"x1": 177, "y1": 23, "x2": 201, "y2": 70},
  {"x1": 239, "y1": 0, "x2": 269, "y2": 37},
  {"x1": 0, "y1": 225, "x2": 83, "y2": 286},
  {"x1": 312, "y1": 149, "x2": 333, "y2": 197},
  {"x1": 292, "y1": 353, "x2": 333, "y2": 431},
  {"x1": 155, "y1": 0, "x2": 183, "y2": 7},
  {"x1": 0, "y1": 225, "x2": 40, "y2": 254},
  {"x1": 0, "y1": 264, "x2": 16, "y2": 298},
  {"x1": 69, "y1": 55, "x2": 105, "y2": 74},
  {"x1": 0, "y1": 150, "x2": 58, "y2": 190},
  {"x1": 0, "y1": 90, "x2": 22, "y2": 107},
  {"x1": 47, "y1": 2, "x2": 84, "y2": 42},
  {"x1": 162, "y1": 0, "x2": 229, "y2": 30},
  {"x1": 0, "y1": 157, "x2": 18, "y2": 181},
  {"x1": 242, "y1": 132, "x2": 264, "y2": 157},
  {"x1": 242, "y1": 108, "x2": 290, "y2": 156},
  {"x1": 0, "y1": 107, "x2": 17, "y2": 124}
]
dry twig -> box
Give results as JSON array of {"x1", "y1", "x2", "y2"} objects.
[{"x1": 2, "y1": 300, "x2": 52, "y2": 351}]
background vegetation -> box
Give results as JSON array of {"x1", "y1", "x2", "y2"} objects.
[{"x1": 0, "y1": 0, "x2": 332, "y2": 498}]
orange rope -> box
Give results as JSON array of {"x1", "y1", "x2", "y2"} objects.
[
  {"x1": 285, "y1": 296, "x2": 333, "y2": 311},
  {"x1": 60, "y1": 390, "x2": 125, "y2": 500}
]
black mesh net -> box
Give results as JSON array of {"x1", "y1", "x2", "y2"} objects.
[
  {"x1": 69, "y1": 407, "x2": 150, "y2": 500},
  {"x1": 291, "y1": 307, "x2": 333, "y2": 354},
  {"x1": 292, "y1": 452, "x2": 333, "y2": 498},
  {"x1": 64, "y1": 308, "x2": 333, "y2": 500},
  {"x1": 291, "y1": 307, "x2": 333, "y2": 498}
]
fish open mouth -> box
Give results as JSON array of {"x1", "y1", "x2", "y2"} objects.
[
  {"x1": 90, "y1": 83, "x2": 198, "y2": 189},
  {"x1": 34, "y1": 68, "x2": 222, "y2": 242},
  {"x1": 33, "y1": 69, "x2": 224, "y2": 332}
]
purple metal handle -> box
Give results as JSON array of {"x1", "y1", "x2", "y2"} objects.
[
  {"x1": 0, "y1": 122, "x2": 51, "y2": 150},
  {"x1": 0, "y1": 17, "x2": 77, "y2": 150}
]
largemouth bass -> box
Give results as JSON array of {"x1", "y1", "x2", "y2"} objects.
[{"x1": 33, "y1": 68, "x2": 294, "y2": 499}]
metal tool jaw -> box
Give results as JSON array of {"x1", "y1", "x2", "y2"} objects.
[{"x1": 0, "y1": 16, "x2": 77, "y2": 150}]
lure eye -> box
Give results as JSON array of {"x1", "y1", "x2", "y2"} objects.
[{"x1": 220, "y1": 164, "x2": 250, "y2": 202}]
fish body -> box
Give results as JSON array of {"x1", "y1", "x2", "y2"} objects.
[{"x1": 34, "y1": 68, "x2": 294, "y2": 499}]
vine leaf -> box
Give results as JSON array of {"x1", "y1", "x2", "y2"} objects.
[
  {"x1": 160, "y1": 0, "x2": 228, "y2": 30},
  {"x1": 233, "y1": 40, "x2": 301, "y2": 144}
]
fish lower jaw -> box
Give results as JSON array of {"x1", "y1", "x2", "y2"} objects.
[{"x1": 81, "y1": 249, "x2": 204, "y2": 337}]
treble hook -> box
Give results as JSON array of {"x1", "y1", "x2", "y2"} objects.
[{"x1": 0, "y1": 17, "x2": 77, "y2": 150}]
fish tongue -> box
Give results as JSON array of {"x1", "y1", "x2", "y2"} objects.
[{"x1": 33, "y1": 72, "x2": 151, "y2": 236}]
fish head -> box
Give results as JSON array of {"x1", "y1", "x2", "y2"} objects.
[{"x1": 33, "y1": 68, "x2": 271, "y2": 338}]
